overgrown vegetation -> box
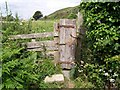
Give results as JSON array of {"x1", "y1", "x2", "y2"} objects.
[
  {"x1": 76, "y1": 2, "x2": 120, "y2": 88},
  {"x1": 1, "y1": 3, "x2": 62, "y2": 89},
  {"x1": 1, "y1": 1, "x2": 120, "y2": 89}
]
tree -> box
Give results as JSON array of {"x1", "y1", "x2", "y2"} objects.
[
  {"x1": 44, "y1": 16, "x2": 47, "y2": 20},
  {"x1": 33, "y1": 11, "x2": 43, "y2": 20}
]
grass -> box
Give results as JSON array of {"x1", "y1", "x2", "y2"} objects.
[
  {"x1": 2, "y1": 19, "x2": 58, "y2": 35},
  {"x1": 73, "y1": 77, "x2": 95, "y2": 88},
  {"x1": 30, "y1": 20, "x2": 58, "y2": 41},
  {"x1": 30, "y1": 20, "x2": 58, "y2": 33}
]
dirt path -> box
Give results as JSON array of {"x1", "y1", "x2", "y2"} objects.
[{"x1": 67, "y1": 81, "x2": 75, "y2": 88}]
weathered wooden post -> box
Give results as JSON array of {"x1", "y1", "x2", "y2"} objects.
[
  {"x1": 59, "y1": 19, "x2": 77, "y2": 79},
  {"x1": 54, "y1": 23, "x2": 59, "y2": 66},
  {"x1": 76, "y1": 12, "x2": 85, "y2": 62},
  {"x1": 31, "y1": 38, "x2": 37, "y2": 60}
]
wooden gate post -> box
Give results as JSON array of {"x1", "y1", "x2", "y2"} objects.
[
  {"x1": 54, "y1": 23, "x2": 59, "y2": 66},
  {"x1": 59, "y1": 19, "x2": 76, "y2": 69}
]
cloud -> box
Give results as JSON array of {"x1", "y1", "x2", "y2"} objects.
[{"x1": 0, "y1": 0, "x2": 81, "y2": 19}]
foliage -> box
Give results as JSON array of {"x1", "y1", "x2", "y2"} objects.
[
  {"x1": 78, "y1": 2, "x2": 120, "y2": 88},
  {"x1": 2, "y1": 18, "x2": 38, "y2": 89},
  {"x1": 2, "y1": 14, "x2": 15, "y2": 21},
  {"x1": 74, "y1": 77, "x2": 95, "y2": 88},
  {"x1": 1, "y1": 4, "x2": 61, "y2": 89},
  {"x1": 83, "y1": 55, "x2": 120, "y2": 88},
  {"x1": 34, "y1": 59, "x2": 61, "y2": 88},
  {"x1": 33, "y1": 11, "x2": 43, "y2": 20},
  {"x1": 67, "y1": 13, "x2": 77, "y2": 19}
]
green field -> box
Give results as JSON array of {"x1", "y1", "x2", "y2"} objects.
[{"x1": 30, "y1": 20, "x2": 58, "y2": 33}]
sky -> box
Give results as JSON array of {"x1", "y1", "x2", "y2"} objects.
[{"x1": 0, "y1": 0, "x2": 81, "y2": 19}]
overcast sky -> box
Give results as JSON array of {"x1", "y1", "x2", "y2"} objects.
[{"x1": 0, "y1": 0, "x2": 81, "y2": 19}]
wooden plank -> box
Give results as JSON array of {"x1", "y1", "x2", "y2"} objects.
[
  {"x1": 54, "y1": 23, "x2": 59, "y2": 45},
  {"x1": 54, "y1": 23, "x2": 60, "y2": 63},
  {"x1": 58, "y1": 25, "x2": 75, "y2": 28},
  {"x1": 59, "y1": 19, "x2": 76, "y2": 69},
  {"x1": 70, "y1": 19, "x2": 76, "y2": 63},
  {"x1": 54, "y1": 23, "x2": 59, "y2": 37},
  {"x1": 59, "y1": 19, "x2": 66, "y2": 44},
  {"x1": 46, "y1": 51, "x2": 56, "y2": 57},
  {"x1": 54, "y1": 51, "x2": 59, "y2": 61},
  {"x1": 60, "y1": 19, "x2": 76, "y2": 26},
  {"x1": 64, "y1": 19, "x2": 76, "y2": 69},
  {"x1": 27, "y1": 46, "x2": 58, "y2": 51},
  {"x1": 59, "y1": 45, "x2": 66, "y2": 69},
  {"x1": 71, "y1": 19, "x2": 76, "y2": 42},
  {"x1": 57, "y1": 61, "x2": 75, "y2": 65},
  {"x1": 9, "y1": 32, "x2": 54, "y2": 40},
  {"x1": 59, "y1": 19, "x2": 66, "y2": 68},
  {"x1": 69, "y1": 19, "x2": 76, "y2": 69},
  {"x1": 65, "y1": 24, "x2": 72, "y2": 69},
  {"x1": 26, "y1": 41, "x2": 55, "y2": 49}
]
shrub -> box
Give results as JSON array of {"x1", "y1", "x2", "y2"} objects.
[
  {"x1": 1, "y1": 4, "x2": 61, "y2": 89},
  {"x1": 78, "y1": 2, "x2": 120, "y2": 88}
]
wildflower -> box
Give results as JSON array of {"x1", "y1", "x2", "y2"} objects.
[
  {"x1": 109, "y1": 69, "x2": 112, "y2": 72},
  {"x1": 113, "y1": 73, "x2": 118, "y2": 77},
  {"x1": 110, "y1": 79, "x2": 115, "y2": 83},
  {"x1": 80, "y1": 60, "x2": 84, "y2": 64},
  {"x1": 78, "y1": 70, "x2": 83, "y2": 73},
  {"x1": 80, "y1": 65, "x2": 83, "y2": 67},
  {"x1": 99, "y1": 69, "x2": 102, "y2": 72},
  {"x1": 97, "y1": 20, "x2": 101, "y2": 23},
  {"x1": 104, "y1": 73, "x2": 109, "y2": 76}
]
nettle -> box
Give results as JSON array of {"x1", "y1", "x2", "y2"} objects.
[{"x1": 78, "y1": 2, "x2": 120, "y2": 88}]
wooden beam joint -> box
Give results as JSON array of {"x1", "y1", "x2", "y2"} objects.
[
  {"x1": 57, "y1": 61, "x2": 75, "y2": 65},
  {"x1": 58, "y1": 25, "x2": 75, "y2": 29}
]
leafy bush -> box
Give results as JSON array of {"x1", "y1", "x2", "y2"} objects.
[{"x1": 78, "y1": 2, "x2": 120, "y2": 88}]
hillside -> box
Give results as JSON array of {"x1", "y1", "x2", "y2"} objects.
[{"x1": 45, "y1": 6, "x2": 79, "y2": 19}]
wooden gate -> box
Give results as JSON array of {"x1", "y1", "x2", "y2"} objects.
[
  {"x1": 54, "y1": 19, "x2": 77, "y2": 69},
  {"x1": 9, "y1": 19, "x2": 77, "y2": 70}
]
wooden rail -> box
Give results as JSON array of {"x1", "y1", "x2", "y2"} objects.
[
  {"x1": 27, "y1": 46, "x2": 58, "y2": 51},
  {"x1": 25, "y1": 41, "x2": 58, "y2": 51},
  {"x1": 9, "y1": 32, "x2": 54, "y2": 40},
  {"x1": 9, "y1": 32, "x2": 57, "y2": 52},
  {"x1": 27, "y1": 41, "x2": 55, "y2": 48}
]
